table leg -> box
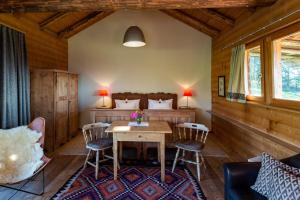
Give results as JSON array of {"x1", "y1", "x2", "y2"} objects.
[
  {"x1": 113, "y1": 134, "x2": 118, "y2": 180},
  {"x1": 160, "y1": 135, "x2": 165, "y2": 182}
]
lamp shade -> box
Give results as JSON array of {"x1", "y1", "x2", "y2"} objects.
[
  {"x1": 183, "y1": 89, "x2": 192, "y2": 97},
  {"x1": 99, "y1": 89, "x2": 108, "y2": 96},
  {"x1": 123, "y1": 26, "x2": 146, "y2": 47}
]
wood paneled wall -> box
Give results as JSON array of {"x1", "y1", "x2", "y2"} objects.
[
  {"x1": 0, "y1": 14, "x2": 67, "y2": 70},
  {"x1": 212, "y1": 0, "x2": 300, "y2": 160}
]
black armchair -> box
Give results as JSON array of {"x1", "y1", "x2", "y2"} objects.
[{"x1": 223, "y1": 154, "x2": 300, "y2": 200}]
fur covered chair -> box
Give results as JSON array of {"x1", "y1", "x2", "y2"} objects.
[{"x1": 0, "y1": 117, "x2": 51, "y2": 195}]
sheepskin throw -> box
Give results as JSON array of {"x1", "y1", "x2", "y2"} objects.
[{"x1": 0, "y1": 126, "x2": 43, "y2": 184}]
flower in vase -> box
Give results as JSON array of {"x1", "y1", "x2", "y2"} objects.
[
  {"x1": 130, "y1": 111, "x2": 138, "y2": 119},
  {"x1": 130, "y1": 111, "x2": 144, "y2": 124}
]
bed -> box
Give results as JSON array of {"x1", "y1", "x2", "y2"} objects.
[{"x1": 90, "y1": 92, "x2": 194, "y2": 160}]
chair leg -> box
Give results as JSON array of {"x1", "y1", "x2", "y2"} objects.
[
  {"x1": 119, "y1": 142, "x2": 123, "y2": 163},
  {"x1": 172, "y1": 148, "x2": 180, "y2": 173},
  {"x1": 117, "y1": 160, "x2": 121, "y2": 170},
  {"x1": 0, "y1": 168, "x2": 45, "y2": 196},
  {"x1": 102, "y1": 150, "x2": 105, "y2": 160},
  {"x1": 196, "y1": 152, "x2": 201, "y2": 182},
  {"x1": 200, "y1": 153, "x2": 206, "y2": 169},
  {"x1": 84, "y1": 149, "x2": 91, "y2": 169},
  {"x1": 95, "y1": 150, "x2": 99, "y2": 179}
]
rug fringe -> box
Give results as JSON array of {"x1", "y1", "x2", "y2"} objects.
[{"x1": 184, "y1": 168, "x2": 207, "y2": 200}]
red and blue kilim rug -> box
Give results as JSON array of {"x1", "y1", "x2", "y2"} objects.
[{"x1": 52, "y1": 165, "x2": 206, "y2": 200}]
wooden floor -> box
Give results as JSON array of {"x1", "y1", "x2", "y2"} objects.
[{"x1": 0, "y1": 132, "x2": 249, "y2": 200}]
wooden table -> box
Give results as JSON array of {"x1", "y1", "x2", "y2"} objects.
[{"x1": 105, "y1": 120, "x2": 172, "y2": 182}]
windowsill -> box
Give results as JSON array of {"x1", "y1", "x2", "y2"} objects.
[
  {"x1": 270, "y1": 98, "x2": 300, "y2": 111},
  {"x1": 246, "y1": 95, "x2": 264, "y2": 102}
]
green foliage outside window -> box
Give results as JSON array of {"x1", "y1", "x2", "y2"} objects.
[
  {"x1": 280, "y1": 54, "x2": 300, "y2": 100},
  {"x1": 249, "y1": 50, "x2": 262, "y2": 97}
]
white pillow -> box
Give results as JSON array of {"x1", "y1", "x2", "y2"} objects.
[
  {"x1": 148, "y1": 99, "x2": 173, "y2": 110},
  {"x1": 115, "y1": 99, "x2": 140, "y2": 109},
  {"x1": 0, "y1": 126, "x2": 43, "y2": 184}
]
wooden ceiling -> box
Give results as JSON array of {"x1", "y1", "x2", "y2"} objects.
[{"x1": 1, "y1": 0, "x2": 278, "y2": 39}]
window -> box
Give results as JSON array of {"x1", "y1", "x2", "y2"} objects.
[
  {"x1": 273, "y1": 31, "x2": 300, "y2": 101},
  {"x1": 245, "y1": 43, "x2": 263, "y2": 99}
]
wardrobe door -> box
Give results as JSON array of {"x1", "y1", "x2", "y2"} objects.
[
  {"x1": 68, "y1": 74, "x2": 78, "y2": 139},
  {"x1": 30, "y1": 70, "x2": 55, "y2": 153},
  {"x1": 55, "y1": 72, "x2": 69, "y2": 148}
]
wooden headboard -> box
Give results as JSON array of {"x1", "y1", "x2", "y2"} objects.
[
  {"x1": 111, "y1": 93, "x2": 146, "y2": 109},
  {"x1": 111, "y1": 92, "x2": 178, "y2": 110},
  {"x1": 146, "y1": 93, "x2": 177, "y2": 109}
]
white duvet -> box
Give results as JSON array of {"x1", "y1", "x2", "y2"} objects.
[{"x1": 0, "y1": 126, "x2": 43, "y2": 184}]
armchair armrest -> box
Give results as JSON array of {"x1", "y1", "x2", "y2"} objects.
[{"x1": 223, "y1": 162, "x2": 261, "y2": 200}]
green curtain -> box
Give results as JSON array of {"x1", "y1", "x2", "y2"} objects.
[
  {"x1": 0, "y1": 25, "x2": 30, "y2": 128},
  {"x1": 226, "y1": 44, "x2": 246, "y2": 103}
]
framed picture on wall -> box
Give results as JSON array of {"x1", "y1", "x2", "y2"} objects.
[{"x1": 218, "y1": 76, "x2": 225, "y2": 97}]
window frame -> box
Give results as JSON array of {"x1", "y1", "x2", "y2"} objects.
[
  {"x1": 268, "y1": 22, "x2": 300, "y2": 110},
  {"x1": 245, "y1": 39, "x2": 265, "y2": 102}
]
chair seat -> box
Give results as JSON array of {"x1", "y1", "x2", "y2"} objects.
[
  {"x1": 166, "y1": 139, "x2": 179, "y2": 148},
  {"x1": 175, "y1": 140, "x2": 205, "y2": 151},
  {"x1": 87, "y1": 138, "x2": 113, "y2": 150}
]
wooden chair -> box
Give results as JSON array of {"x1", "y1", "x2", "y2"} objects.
[
  {"x1": 171, "y1": 123, "x2": 209, "y2": 181},
  {"x1": 0, "y1": 117, "x2": 51, "y2": 195},
  {"x1": 82, "y1": 122, "x2": 118, "y2": 179}
]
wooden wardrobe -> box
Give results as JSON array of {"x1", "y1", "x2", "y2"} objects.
[{"x1": 30, "y1": 69, "x2": 79, "y2": 153}]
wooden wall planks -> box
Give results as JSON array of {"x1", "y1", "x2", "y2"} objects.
[
  {"x1": 212, "y1": 114, "x2": 296, "y2": 160},
  {"x1": 212, "y1": 0, "x2": 300, "y2": 159},
  {"x1": 0, "y1": 14, "x2": 68, "y2": 70}
]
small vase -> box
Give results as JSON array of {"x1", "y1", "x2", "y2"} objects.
[{"x1": 136, "y1": 118, "x2": 142, "y2": 124}]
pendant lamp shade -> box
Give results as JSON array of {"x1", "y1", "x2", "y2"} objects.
[{"x1": 123, "y1": 26, "x2": 146, "y2": 47}]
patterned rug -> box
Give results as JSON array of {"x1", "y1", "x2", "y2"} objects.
[{"x1": 52, "y1": 165, "x2": 206, "y2": 200}]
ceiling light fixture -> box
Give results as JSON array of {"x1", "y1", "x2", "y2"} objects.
[{"x1": 123, "y1": 26, "x2": 146, "y2": 47}]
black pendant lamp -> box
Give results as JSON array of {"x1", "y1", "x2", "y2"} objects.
[{"x1": 123, "y1": 26, "x2": 146, "y2": 47}]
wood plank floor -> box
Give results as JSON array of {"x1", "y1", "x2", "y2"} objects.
[{"x1": 0, "y1": 132, "x2": 248, "y2": 200}]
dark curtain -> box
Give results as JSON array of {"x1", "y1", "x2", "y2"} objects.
[{"x1": 0, "y1": 25, "x2": 30, "y2": 129}]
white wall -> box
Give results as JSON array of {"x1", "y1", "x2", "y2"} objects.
[{"x1": 68, "y1": 10, "x2": 212, "y2": 128}]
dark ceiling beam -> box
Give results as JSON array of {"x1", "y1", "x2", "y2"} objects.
[
  {"x1": 0, "y1": 0, "x2": 277, "y2": 12},
  {"x1": 39, "y1": 12, "x2": 68, "y2": 29},
  {"x1": 58, "y1": 11, "x2": 114, "y2": 39},
  {"x1": 161, "y1": 9, "x2": 220, "y2": 38},
  {"x1": 200, "y1": 9, "x2": 235, "y2": 27},
  {"x1": 42, "y1": 28, "x2": 58, "y2": 38}
]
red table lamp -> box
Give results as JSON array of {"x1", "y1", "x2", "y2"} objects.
[
  {"x1": 183, "y1": 89, "x2": 192, "y2": 108},
  {"x1": 98, "y1": 89, "x2": 108, "y2": 107}
]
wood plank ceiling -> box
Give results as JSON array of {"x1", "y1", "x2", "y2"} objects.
[{"x1": 0, "y1": 0, "x2": 278, "y2": 39}]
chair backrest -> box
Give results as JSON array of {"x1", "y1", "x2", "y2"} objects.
[
  {"x1": 27, "y1": 117, "x2": 51, "y2": 177},
  {"x1": 28, "y1": 117, "x2": 46, "y2": 148},
  {"x1": 82, "y1": 122, "x2": 111, "y2": 145},
  {"x1": 176, "y1": 123, "x2": 209, "y2": 143}
]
